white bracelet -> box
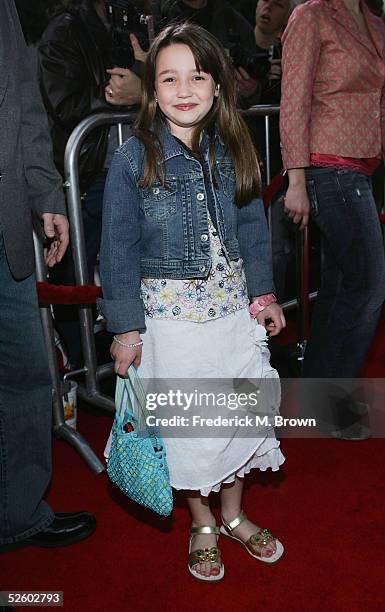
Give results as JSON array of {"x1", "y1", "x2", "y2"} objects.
[{"x1": 113, "y1": 335, "x2": 143, "y2": 349}]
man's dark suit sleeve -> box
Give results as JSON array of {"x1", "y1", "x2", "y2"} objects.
[{"x1": 10, "y1": 0, "x2": 66, "y2": 218}]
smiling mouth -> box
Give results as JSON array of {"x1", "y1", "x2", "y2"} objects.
[{"x1": 174, "y1": 104, "x2": 197, "y2": 111}]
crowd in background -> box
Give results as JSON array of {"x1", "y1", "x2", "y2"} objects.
[{"x1": 14, "y1": 0, "x2": 385, "y2": 43}]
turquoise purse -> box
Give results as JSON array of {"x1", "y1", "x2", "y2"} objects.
[{"x1": 107, "y1": 366, "x2": 173, "y2": 516}]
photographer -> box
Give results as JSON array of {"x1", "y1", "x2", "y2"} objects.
[
  {"x1": 153, "y1": 0, "x2": 263, "y2": 104},
  {"x1": 38, "y1": 0, "x2": 147, "y2": 368},
  {"x1": 154, "y1": 0, "x2": 255, "y2": 49},
  {"x1": 254, "y1": 0, "x2": 292, "y2": 106},
  {"x1": 38, "y1": 0, "x2": 146, "y2": 191}
]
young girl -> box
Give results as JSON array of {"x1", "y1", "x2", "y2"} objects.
[{"x1": 99, "y1": 22, "x2": 286, "y2": 582}]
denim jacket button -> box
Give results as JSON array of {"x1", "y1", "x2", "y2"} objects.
[
  {"x1": 199, "y1": 265, "x2": 206, "y2": 272},
  {"x1": 153, "y1": 187, "x2": 160, "y2": 195},
  {"x1": 197, "y1": 192, "x2": 205, "y2": 201},
  {"x1": 200, "y1": 234, "x2": 209, "y2": 242}
]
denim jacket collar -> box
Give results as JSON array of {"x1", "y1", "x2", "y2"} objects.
[{"x1": 157, "y1": 123, "x2": 226, "y2": 163}]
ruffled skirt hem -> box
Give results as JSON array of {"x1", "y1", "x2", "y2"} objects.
[{"x1": 171, "y1": 442, "x2": 285, "y2": 497}]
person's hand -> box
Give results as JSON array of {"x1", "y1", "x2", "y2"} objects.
[
  {"x1": 284, "y1": 183, "x2": 310, "y2": 230},
  {"x1": 129, "y1": 33, "x2": 148, "y2": 62},
  {"x1": 105, "y1": 67, "x2": 141, "y2": 106},
  {"x1": 256, "y1": 303, "x2": 286, "y2": 336},
  {"x1": 42, "y1": 213, "x2": 69, "y2": 267},
  {"x1": 234, "y1": 66, "x2": 259, "y2": 97},
  {"x1": 268, "y1": 58, "x2": 281, "y2": 81},
  {"x1": 111, "y1": 331, "x2": 142, "y2": 376},
  {"x1": 105, "y1": 34, "x2": 147, "y2": 106}
]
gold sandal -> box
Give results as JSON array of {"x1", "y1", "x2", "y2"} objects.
[
  {"x1": 188, "y1": 525, "x2": 225, "y2": 582},
  {"x1": 220, "y1": 510, "x2": 284, "y2": 564}
]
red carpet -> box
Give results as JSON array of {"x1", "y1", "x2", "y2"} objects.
[{"x1": 1, "y1": 316, "x2": 385, "y2": 611}]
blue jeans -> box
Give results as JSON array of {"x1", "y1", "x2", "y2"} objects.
[
  {"x1": 0, "y1": 235, "x2": 54, "y2": 544},
  {"x1": 303, "y1": 167, "x2": 385, "y2": 378}
]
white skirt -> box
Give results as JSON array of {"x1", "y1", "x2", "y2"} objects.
[{"x1": 105, "y1": 307, "x2": 285, "y2": 496}]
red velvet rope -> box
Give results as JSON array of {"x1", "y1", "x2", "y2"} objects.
[
  {"x1": 36, "y1": 282, "x2": 101, "y2": 305},
  {"x1": 262, "y1": 173, "x2": 285, "y2": 208}
]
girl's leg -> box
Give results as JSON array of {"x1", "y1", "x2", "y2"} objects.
[
  {"x1": 186, "y1": 492, "x2": 222, "y2": 577},
  {"x1": 220, "y1": 477, "x2": 276, "y2": 558}
]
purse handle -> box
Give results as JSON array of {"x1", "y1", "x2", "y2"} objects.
[
  {"x1": 126, "y1": 364, "x2": 148, "y2": 431},
  {"x1": 116, "y1": 366, "x2": 164, "y2": 451}
]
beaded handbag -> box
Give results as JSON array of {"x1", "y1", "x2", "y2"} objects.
[{"x1": 107, "y1": 366, "x2": 173, "y2": 516}]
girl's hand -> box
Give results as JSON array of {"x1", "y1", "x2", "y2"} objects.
[
  {"x1": 256, "y1": 303, "x2": 286, "y2": 337},
  {"x1": 110, "y1": 331, "x2": 142, "y2": 377}
]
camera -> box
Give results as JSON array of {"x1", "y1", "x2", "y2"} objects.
[
  {"x1": 105, "y1": 0, "x2": 154, "y2": 68},
  {"x1": 228, "y1": 41, "x2": 271, "y2": 81}
]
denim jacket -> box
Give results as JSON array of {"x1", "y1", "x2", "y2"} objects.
[{"x1": 98, "y1": 127, "x2": 274, "y2": 333}]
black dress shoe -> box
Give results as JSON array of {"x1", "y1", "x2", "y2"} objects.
[{"x1": 23, "y1": 511, "x2": 96, "y2": 548}]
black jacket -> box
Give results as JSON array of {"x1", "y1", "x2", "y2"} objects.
[{"x1": 38, "y1": 0, "x2": 112, "y2": 191}]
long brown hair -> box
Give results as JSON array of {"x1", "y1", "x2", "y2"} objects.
[{"x1": 134, "y1": 22, "x2": 261, "y2": 207}]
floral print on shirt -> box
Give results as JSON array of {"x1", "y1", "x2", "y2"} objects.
[{"x1": 141, "y1": 216, "x2": 249, "y2": 323}]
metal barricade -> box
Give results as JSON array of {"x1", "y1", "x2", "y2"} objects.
[
  {"x1": 33, "y1": 113, "x2": 138, "y2": 473},
  {"x1": 242, "y1": 105, "x2": 314, "y2": 357},
  {"x1": 63, "y1": 112, "x2": 138, "y2": 415},
  {"x1": 33, "y1": 231, "x2": 105, "y2": 473},
  {"x1": 35, "y1": 105, "x2": 313, "y2": 470}
]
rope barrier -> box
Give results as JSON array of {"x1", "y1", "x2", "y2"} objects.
[
  {"x1": 36, "y1": 281, "x2": 101, "y2": 305},
  {"x1": 262, "y1": 172, "x2": 285, "y2": 208}
]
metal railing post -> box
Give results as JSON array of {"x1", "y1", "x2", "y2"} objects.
[
  {"x1": 241, "y1": 105, "x2": 314, "y2": 348},
  {"x1": 295, "y1": 227, "x2": 310, "y2": 369},
  {"x1": 64, "y1": 113, "x2": 136, "y2": 413},
  {"x1": 241, "y1": 105, "x2": 280, "y2": 246},
  {"x1": 33, "y1": 231, "x2": 105, "y2": 473}
]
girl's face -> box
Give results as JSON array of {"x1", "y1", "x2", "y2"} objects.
[{"x1": 154, "y1": 43, "x2": 217, "y2": 145}]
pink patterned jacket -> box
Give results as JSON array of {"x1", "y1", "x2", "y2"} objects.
[{"x1": 280, "y1": 0, "x2": 385, "y2": 169}]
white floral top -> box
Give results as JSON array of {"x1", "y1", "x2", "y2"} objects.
[{"x1": 141, "y1": 216, "x2": 249, "y2": 323}]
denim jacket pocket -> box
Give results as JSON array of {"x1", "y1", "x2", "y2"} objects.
[
  {"x1": 142, "y1": 178, "x2": 178, "y2": 220},
  {"x1": 306, "y1": 179, "x2": 319, "y2": 217},
  {"x1": 216, "y1": 161, "x2": 236, "y2": 197}
]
